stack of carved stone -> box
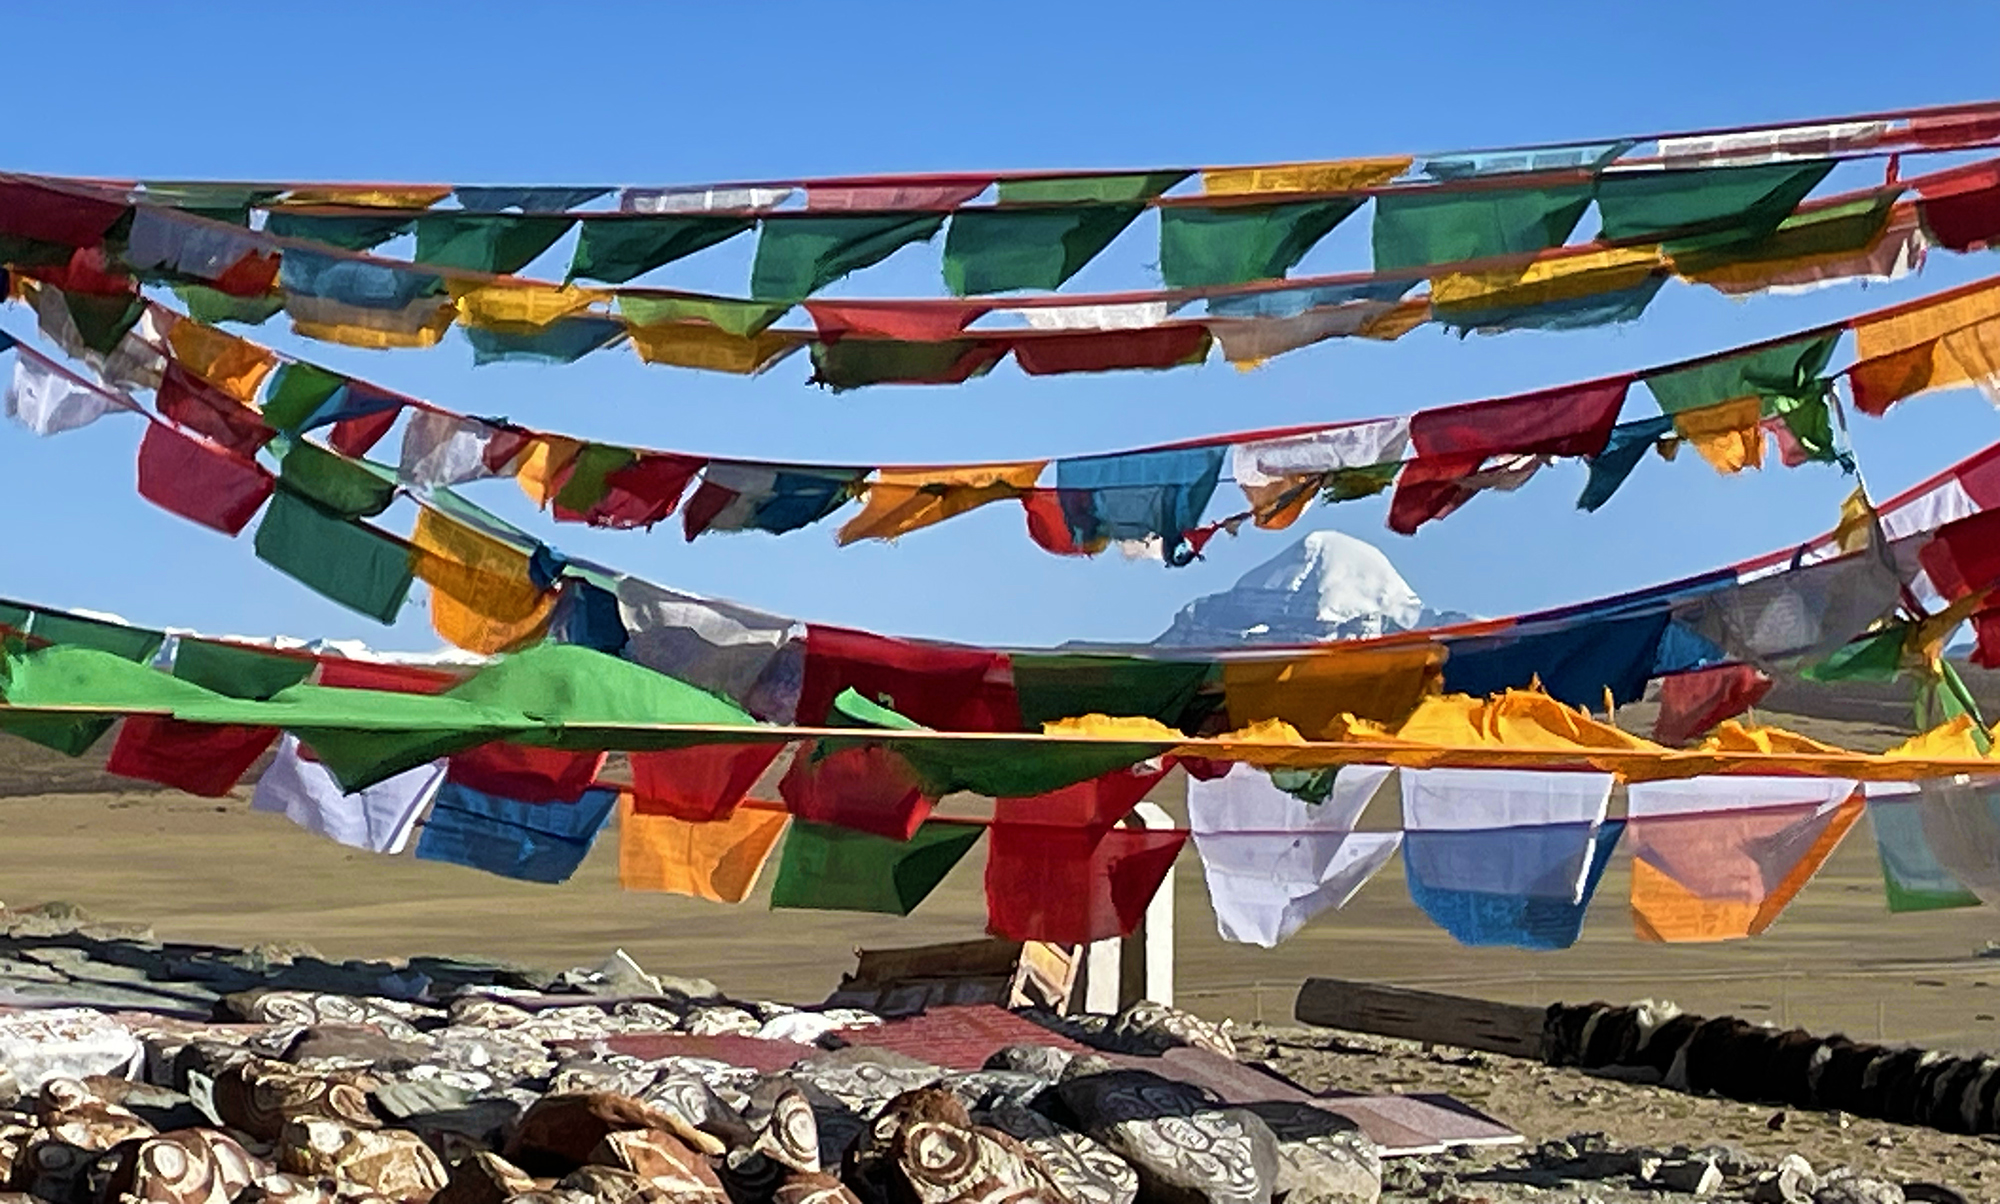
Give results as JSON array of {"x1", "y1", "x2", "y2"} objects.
[
  {"x1": 0, "y1": 990, "x2": 1383, "y2": 1204},
  {"x1": 1544, "y1": 999, "x2": 2000, "y2": 1134}
]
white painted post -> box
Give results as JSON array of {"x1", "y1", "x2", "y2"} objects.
[
  {"x1": 1082, "y1": 937, "x2": 1123, "y2": 1015},
  {"x1": 1126, "y1": 801, "x2": 1175, "y2": 1008}
]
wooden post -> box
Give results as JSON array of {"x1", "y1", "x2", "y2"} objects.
[
  {"x1": 1294, "y1": 978, "x2": 1547, "y2": 1059},
  {"x1": 1082, "y1": 801, "x2": 1177, "y2": 1013}
]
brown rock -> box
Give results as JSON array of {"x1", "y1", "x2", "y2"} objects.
[
  {"x1": 556, "y1": 1166, "x2": 675, "y2": 1204},
  {"x1": 36, "y1": 1079, "x2": 156, "y2": 1150},
  {"x1": 586, "y1": 1130, "x2": 724, "y2": 1202},
  {"x1": 99, "y1": 1129, "x2": 264, "y2": 1204},
  {"x1": 214, "y1": 1064, "x2": 378, "y2": 1143},
  {"x1": 506, "y1": 1094, "x2": 709, "y2": 1178},
  {"x1": 282, "y1": 1027, "x2": 434, "y2": 1069},
  {"x1": 773, "y1": 1171, "x2": 862, "y2": 1204},
  {"x1": 278, "y1": 1119, "x2": 446, "y2": 1203},
  {"x1": 432, "y1": 1153, "x2": 537, "y2": 1204},
  {"x1": 844, "y1": 1089, "x2": 970, "y2": 1204},
  {"x1": 893, "y1": 1120, "x2": 1065, "y2": 1204}
]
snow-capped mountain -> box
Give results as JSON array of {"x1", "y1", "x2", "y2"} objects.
[{"x1": 1154, "y1": 529, "x2": 1471, "y2": 646}]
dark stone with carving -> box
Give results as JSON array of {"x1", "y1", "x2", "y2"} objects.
[
  {"x1": 432, "y1": 1152, "x2": 536, "y2": 1204},
  {"x1": 1049, "y1": 1071, "x2": 1277, "y2": 1204}
]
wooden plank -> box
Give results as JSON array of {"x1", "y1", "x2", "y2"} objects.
[{"x1": 1294, "y1": 978, "x2": 1548, "y2": 1060}]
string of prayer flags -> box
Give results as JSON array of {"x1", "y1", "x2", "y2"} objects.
[
  {"x1": 769, "y1": 819, "x2": 984, "y2": 915},
  {"x1": 1187, "y1": 763, "x2": 1401, "y2": 947},
  {"x1": 1625, "y1": 776, "x2": 1864, "y2": 942},
  {"x1": 618, "y1": 796, "x2": 788, "y2": 903},
  {"x1": 1400, "y1": 768, "x2": 1620, "y2": 950},
  {"x1": 413, "y1": 781, "x2": 618, "y2": 885}
]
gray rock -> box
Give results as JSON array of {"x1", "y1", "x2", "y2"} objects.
[
  {"x1": 976, "y1": 1101, "x2": 1137, "y2": 1204},
  {"x1": 1655, "y1": 1158, "x2": 1722, "y2": 1196},
  {"x1": 1752, "y1": 1154, "x2": 1820, "y2": 1204},
  {"x1": 982, "y1": 1045, "x2": 1075, "y2": 1081},
  {"x1": 680, "y1": 1006, "x2": 761, "y2": 1037},
  {"x1": 1051, "y1": 1070, "x2": 1277, "y2": 1204},
  {"x1": 934, "y1": 1071, "x2": 1049, "y2": 1113},
  {"x1": 1272, "y1": 1139, "x2": 1379, "y2": 1204},
  {"x1": 372, "y1": 1080, "x2": 473, "y2": 1121},
  {"x1": 283, "y1": 1025, "x2": 436, "y2": 1069},
  {"x1": 1815, "y1": 1180, "x2": 1905, "y2": 1204},
  {"x1": 1104, "y1": 1002, "x2": 1237, "y2": 1059}
]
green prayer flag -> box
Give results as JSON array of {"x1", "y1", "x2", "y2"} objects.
[
  {"x1": 447, "y1": 643, "x2": 755, "y2": 742},
  {"x1": 1372, "y1": 185, "x2": 1595, "y2": 271},
  {"x1": 279, "y1": 441, "x2": 397, "y2": 518},
  {"x1": 253, "y1": 489, "x2": 413, "y2": 624},
  {"x1": 172, "y1": 284, "x2": 284, "y2": 326},
  {"x1": 570, "y1": 216, "x2": 754, "y2": 284},
  {"x1": 1642, "y1": 333, "x2": 1841, "y2": 415},
  {"x1": 1324, "y1": 462, "x2": 1403, "y2": 502},
  {"x1": 1596, "y1": 161, "x2": 1834, "y2": 244},
  {"x1": 1158, "y1": 199, "x2": 1364, "y2": 287},
  {"x1": 62, "y1": 291, "x2": 147, "y2": 354},
  {"x1": 1012, "y1": 655, "x2": 1213, "y2": 730},
  {"x1": 769, "y1": 819, "x2": 984, "y2": 915},
  {"x1": 261, "y1": 362, "x2": 349, "y2": 431},
  {"x1": 1665, "y1": 191, "x2": 1899, "y2": 273},
  {"x1": 413, "y1": 213, "x2": 574, "y2": 274},
  {"x1": 808, "y1": 337, "x2": 1004, "y2": 390},
  {"x1": 996, "y1": 172, "x2": 1189, "y2": 205},
  {"x1": 172, "y1": 638, "x2": 314, "y2": 700},
  {"x1": 750, "y1": 213, "x2": 948, "y2": 300},
  {"x1": 551, "y1": 444, "x2": 638, "y2": 514},
  {"x1": 264, "y1": 212, "x2": 416, "y2": 251},
  {"x1": 616, "y1": 294, "x2": 790, "y2": 337},
  {"x1": 0, "y1": 612, "x2": 166, "y2": 755},
  {"x1": 1767, "y1": 389, "x2": 1843, "y2": 465},
  {"x1": 942, "y1": 205, "x2": 1142, "y2": 295},
  {"x1": 1801, "y1": 624, "x2": 1906, "y2": 683}
]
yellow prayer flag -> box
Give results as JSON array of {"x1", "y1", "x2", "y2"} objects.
[
  {"x1": 626, "y1": 322, "x2": 805, "y2": 375},
  {"x1": 1670, "y1": 396, "x2": 1766, "y2": 474},
  {"x1": 287, "y1": 295, "x2": 455, "y2": 350},
  {"x1": 449, "y1": 280, "x2": 610, "y2": 331},
  {"x1": 1883, "y1": 717, "x2": 1990, "y2": 761},
  {"x1": 1357, "y1": 299, "x2": 1432, "y2": 342},
  {"x1": 836, "y1": 462, "x2": 1046, "y2": 545},
  {"x1": 1430, "y1": 247, "x2": 1664, "y2": 315},
  {"x1": 166, "y1": 319, "x2": 275, "y2": 404},
  {"x1": 278, "y1": 186, "x2": 454, "y2": 209},
  {"x1": 409, "y1": 509, "x2": 555, "y2": 655},
  {"x1": 1223, "y1": 642, "x2": 1445, "y2": 736},
  {"x1": 617, "y1": 795, "x2": 789, "y2": 903},
  {"x1": 513, "y1": 437, "x2": 584, "y2": 508},
  {"x1": 1853, "y1": 282, "x2": 2000, "y2": 363},
  {"x1": 1700, "y1": 720, "x2": 1844, "y2": 757},
  {"x1": 1043, "y1": 714, "x2": 1184, "y2": 741},
  {"x1": 1833, "y1": 485, "x2": 1878, "y2": 554},
  {"x1": 1202, "y1": 157, "x2": 1413, "y2": 197},
  {"x1": 1848, "y1": 286, "x2": 2000, "y2": 412}
]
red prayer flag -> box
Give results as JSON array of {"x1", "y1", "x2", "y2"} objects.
[
  {"x1": 1911, "y1": 112, "x2": 2000, "y2": 149},
  {"x1": 155, "y1": 362, "x2": 275, "y2": 457},
  {"x1": 1916, "y1": 161, "x2": 2000, "y2": 252},
  {"x1": 447, "y1": 743, "x2": 608, "y2": 804},
  {"x1": 629, "y1": 742, "x2": 785, "y2": 821},
  {"x1": 797, "y1": 625, "x2": 1019, "y2": 730},
  {"x1": 105, "y1": 716, "x2": 278, "y2": 798},
  {"x1": 806, "y1": 301, "x2": 993, "y2": 342},
  {"x1": 778, "y1": 743, "x2": 932, "y2": 840},
  {"x1": 28, "y1": 248, "x2": 137, "y2": 296},
  {"x1": 0, "y1": 180, "x2": 128, "y2": 247},
  {"x1": 136, "y1": 421, "x2": 276, "y2": 536},
  {"x1": 315, "y1": 658, "x2": 464, "y2": 694},
  {"x1": 1021, "y1": 490, "x2": 1101, "y2": 556},
  {"x1": 329, "y1": 407, "x2": 401, "y2": 457},
  {"x1": 1919, "y1": 509, "x2": 2000, "y2": 600},
  {"x1": 1972, "y1": 607, "x2": 2000, "y2": 670},
  {"x1": 1012, "y1": 325, "x2": 1213, "y2": 377},
  {"x1": 984, "y1": 823, "x2": 1188, "y2": 943},
  {"x1": 804, "y1": 176, "x2": 994, "y2": 211},
  {"x1": 992, "y1": 763, "x2": 1171, "y2": 834},
  {"x1": 1652, "y1": 664, "x2": 1774, "y2": 746},
  {"x1": 554, "y1": 452, "x2": 704, "y2": 529}
]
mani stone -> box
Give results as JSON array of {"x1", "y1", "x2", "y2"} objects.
[
  {"x1": 1051, "y1": 1070, "x2": 1278, "y2": 1204},
  {"x1": 506, "y1": 1092, "x2": 708, "y2": 1177},
  {"x1": 212, "y1": 1061, "x2": 379, "y2": 1142},
  {"x1": 277, "y1": 1118, "x2": 448, "y2": 1203},
  {"x1": 431, "y1": 1152, "x2": 536, "y2": 1204},
  {"x1": 99, "y1": 1129, "x2": 265, "y2": 1204},
  {"x1": 976, "y1": 1101, "x2": 1138, "y2": 1204}
]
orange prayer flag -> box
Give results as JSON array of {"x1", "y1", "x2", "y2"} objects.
[
  {"x1": 513, "y1": 437, "x2": 584, "y2": 509},
  {"x1": 836, "y1": 462, "x2": 1046, "y2": 545},
  {"x1": 166, "y1": 319, "x2": 277, "y2": 404},
  {"x1": 1670, "y1": 395, "x2": 1766, "y2": 474},
  {"x1": 617, "y1": 795, "x2": 789, "y2": 903},
  {"x1": 1223, "y1": 642, "x2": 1444, "y2": 736},
  {"x1": 409, "y1": 509, "x2": 555, "y2": 655}
]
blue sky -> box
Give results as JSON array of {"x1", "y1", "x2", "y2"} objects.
[{"x1": 1, "y1": 0, "x2": 1996, "y2": 652}]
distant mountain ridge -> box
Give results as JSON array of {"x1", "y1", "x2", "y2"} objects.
[{"x1": 1155, "y1": 530, "x2": 1471, "y2": 647}]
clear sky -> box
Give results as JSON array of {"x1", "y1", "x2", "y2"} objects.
[{"x1": 1, "y1": 0, "x2": 1996, "y2": 652}]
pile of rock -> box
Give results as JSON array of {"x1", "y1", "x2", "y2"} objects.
[
  {"x1": 0, "y1": 967, "x2": 1383, "y2": 1204},
  {"x1": 1543, "y1": 1000, "x2": 2000, "y2": 1135}
]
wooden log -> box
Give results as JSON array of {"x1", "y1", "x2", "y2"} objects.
[{"x1": 1294, "y1": 978, "x2": 1547, "y2": 1060}]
